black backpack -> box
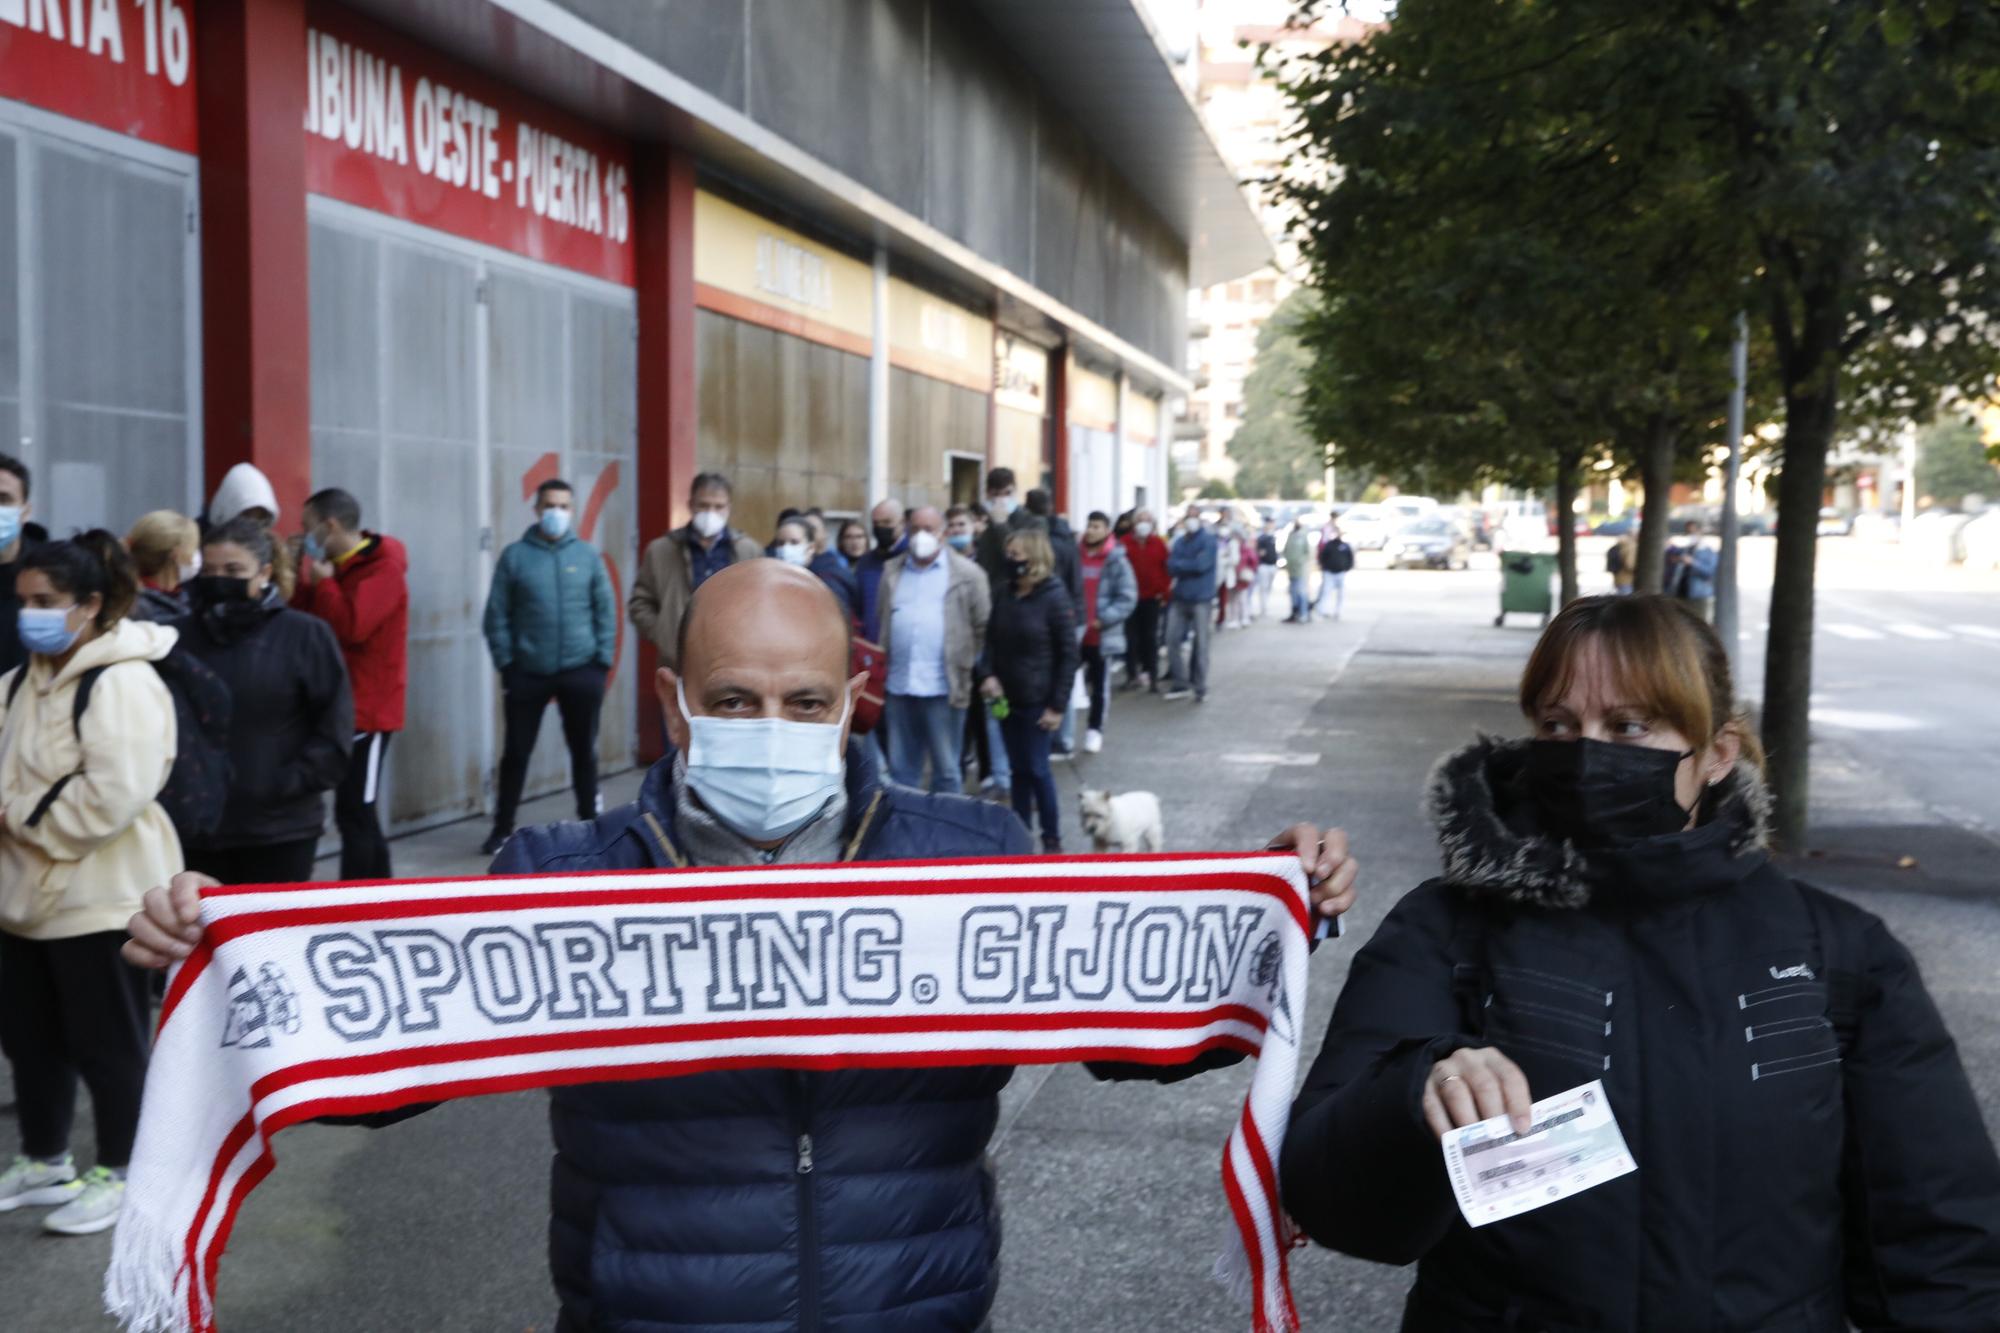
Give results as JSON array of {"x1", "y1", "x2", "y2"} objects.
[{"x1": 7, "y1": 643, "x2": 233, "y2": 842}]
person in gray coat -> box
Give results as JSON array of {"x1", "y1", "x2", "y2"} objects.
[{"x1": 1076, "y1": 511, "x2": 1138, "y2": 754}]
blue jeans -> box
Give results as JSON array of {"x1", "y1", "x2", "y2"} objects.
[
  {"x1": 1000, "y1": 712, "x2": 1061, "y2": 846},
  {"x1": 1316, "y1": 571, "x2": 1346, "y2": 618},
  {"x1": 983, "y1": 708, "x2": 1012, "y2": 786},
  {"x1": 885, "y1": 693, "x2": 965, "y2": 793},
  {"x1": 1289, "y1": 574, "x2": 1311, "y2": 621},
  {"x1": 1164, "y1": 599, "x2": 1211, "y2": 697}
]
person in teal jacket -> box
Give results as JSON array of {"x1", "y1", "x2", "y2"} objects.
[{"x1": 481, "y1": 478, "x2": 617, "y2": 855}]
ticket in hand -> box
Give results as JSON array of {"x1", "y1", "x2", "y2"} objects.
[{"x1": 1439, "y1": 1079, "x2": 1636, "y2": 1228}]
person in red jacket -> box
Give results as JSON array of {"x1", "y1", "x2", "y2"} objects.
[
  {"x1": 1118, "y1": 507, "x2": 1171, "y2": 692},
  {"x1": 293, "y1": 487, "x2": 409, "y2": 879}
]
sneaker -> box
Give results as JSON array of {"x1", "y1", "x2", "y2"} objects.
[
  {"x1": 1083, "y1": 729, "x2": 1104, "y2": 754},
  {"x1": 480, "y1": 830, "x2": 510, "y2": 857},
  {"x1": 43, "y1": 1166, "x2": 122, "y2": 1235},
  {"x1": 0, "y1": 1154, "x2": 79, "y2": 1211},
  {"x1": 1138, "y1": 672, "x2": 1153, "y2": 691},
  {"x1": 1162, "y1": 688, "x2": 1193, "y2": 701},
  {"x1": 1195, "y1": 692, "x2": 1207, "y2": 704},
  {"x1": 1041, "y1": 838, "x2": 1064, "y2": 855},
  {"x1": 1049, "y1": 749, "x2": 1074, "y2": 764}
]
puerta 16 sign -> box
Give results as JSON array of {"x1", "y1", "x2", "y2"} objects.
[{"x1": 303, "y1": 3, "x2": 635, "y2": 286}]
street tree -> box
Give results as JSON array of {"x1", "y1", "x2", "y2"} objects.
[
  {"x1": 1227, "y1": 291, "x2": 1327, "y2": 500},
  {"x1": 1915, "y1": 414, "x2": 2000, "y2": 507},
  {"x1": 1278, "y1": 0, "x2": 2000, "y2": 847}
]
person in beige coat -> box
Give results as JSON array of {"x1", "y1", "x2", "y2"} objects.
[
  {"x1": 0, "y1": 532, "x2": 180, "y2": 1236},
  {"x1": 876, "y1": 507, "x2": 991, "y2": 792},
  {"x1": 629, "y1": 472, "x2": 763, "y2": 673}
]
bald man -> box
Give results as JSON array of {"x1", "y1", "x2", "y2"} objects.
[
  {"x1": 854, "y1": 497, "x2": 905, "y2": 641},
  {"x1": 875, "y1": 506, "x2": 991, "y2": 792},
  {"x1": 128, "y1": 559, "x2": 1359, "y2": 1330}
]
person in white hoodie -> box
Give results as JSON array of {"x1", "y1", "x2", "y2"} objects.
[
  {"x1": 207, "y1": 460, "x2": 280, "y2": 529},
  {"x1": 0, "y1": 532, "x2": 181, "y2": 1236}
]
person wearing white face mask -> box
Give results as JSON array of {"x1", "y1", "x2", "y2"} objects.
[
  {"x1": 124, "y1": 510, "x2": 203, "y2": 627},
  {"x1": 1118, "y1": 507, "x2": 1170, "y2": 691},
  {"x1": 875, "y1": 506, "x2": 991, "y2": 793},
  {"x1": 0, "y1": 453, "x2": 49, "y2": 677},
  {"x1": 482, "y1": 478, "x2": 617, "y2": 856},
  {"x1": 126, "y1": 555, "x2": 1362, "y2": 1329},
  {"x1": 630, "y1": 472, "x2": 761, "y2": 679}
]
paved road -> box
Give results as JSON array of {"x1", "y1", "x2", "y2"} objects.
[{"x1": 7, "y1": 551, "x2": 1996, "y2": 1331}]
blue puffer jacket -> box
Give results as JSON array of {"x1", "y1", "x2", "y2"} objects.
[
  {"x1": 1167, "y1": 525, "x2": 1219, "y2": 604},
  {"x1": 491, "y1": 740, "x2": 1036, "y2": 1332},
  {"x1": 483, "y1": 527, "x2": 617, "y2": 676}
]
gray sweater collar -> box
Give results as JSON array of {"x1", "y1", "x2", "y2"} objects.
[{"x1": 669, "y1": 753, "x2": 849, "y2": 867}]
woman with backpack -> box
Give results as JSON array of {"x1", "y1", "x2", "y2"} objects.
[
  {"x1": 180, "y1": 516, "x2": 352, "y2": 886},
  {"x1": 1280, "y1": 595, "x2": 2000, "y2": 1330},
  {"x1": 0, "y1": 532, "x2": 181, "y2": 1236}
]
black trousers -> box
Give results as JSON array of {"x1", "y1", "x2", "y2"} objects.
[
  {"x1": 336, "y1": 731, "x2": 394, "y2": 880},
  {"x1": 0, "y1": 930, "x2": 152, "y2": 1167},
  {"x1": 495, "y1": 665, "x2": 605, "y2": 834},
  {"x1": 1082, "y1": 643, "x2": 1110, "y2": 731},
  {"x1": 187, "y1": 836, "x2": 323, "y2": 887},
  {"x1": 1126, "y1": 599, "x2": 1163, "y2": 683}
]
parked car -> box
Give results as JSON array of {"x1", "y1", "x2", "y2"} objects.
[
  {"x1": 1737, "y1": 510, "x2": 1778, "y2": 536},
  {"x1": 1593, "y1": 514, "x2": 1638, "y2": 537},
  {"x1": 1339, "y1": 504, "x2": 1394, "y2": 550},
  {"x1": 1960, "y1": 509, "x2": 2000, "y2": 572},
  {"x1": 1385, "y1": 516, "x2": 1472, "y2": 570},
  {"x1": 1815, "y1": 508, "x2": 1857, "y2": 537}
]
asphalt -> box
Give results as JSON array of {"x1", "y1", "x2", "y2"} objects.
[{"x1": 6, "y1": 550, "x2": 1997, "y2": 1331}]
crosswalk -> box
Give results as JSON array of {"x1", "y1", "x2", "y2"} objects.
[{"x1": 1816, "y1": 621, "x2": 1999, "y2": 644}]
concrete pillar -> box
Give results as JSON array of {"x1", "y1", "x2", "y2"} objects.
[{"x1": 867, "y1": 248, "x2": 890, "y2": 506}]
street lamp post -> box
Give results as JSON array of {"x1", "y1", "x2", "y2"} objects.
[{"x1": 1715, "y1": 310, "x2": 1748, "y2": 671}]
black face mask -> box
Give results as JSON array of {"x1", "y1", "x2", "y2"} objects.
[
  {"x1": 188, "y1": 575, "x2": 252, "y2": 607},
  {"x1": 1525, "y1": 738, "x2": 1695, "y2": 846},
  {"x1": 1006, "y1": 557, "x2": 1031, "y2": 580},
  {"x1": 872, "y1": 525, "x2": 899, "y2": 553}
]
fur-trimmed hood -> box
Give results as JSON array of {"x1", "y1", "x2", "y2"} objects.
[{"x1": 1426, "y1": 735, "x2": 1772, "y2": 909}]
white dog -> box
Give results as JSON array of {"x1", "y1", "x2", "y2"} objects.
[{"x1": 1078, "y1": 789, "x2": 1164, "y2": 854}]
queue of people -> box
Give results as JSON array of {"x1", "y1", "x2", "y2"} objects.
[{"x1": 0, "y1": 457, "x2": 406, "y2": 1235}]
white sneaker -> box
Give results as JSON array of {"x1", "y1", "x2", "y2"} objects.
[
  {"x1": 1083, "y1": 729, "x2": 1104, "y2": 754},
  {"x1": 0, "y1": 1154, "x2": 80, "y2": 1211},
  {"x1": 43, "y1": 1165, "x2": 124, "y2": 1235}
]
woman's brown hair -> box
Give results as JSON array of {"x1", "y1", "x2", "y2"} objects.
[
  {"x1": 20, "y1": 530, "x2": 139, "y2": 631},
  {"x1": 1006, "y1": 526, "x2": 1056, "y2": 588},
  {"x1": 1519, "y1": 595, "x2": 1764, "y2": 770}
]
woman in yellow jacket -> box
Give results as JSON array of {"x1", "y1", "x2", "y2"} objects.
[{"x1": 0, "y1": 531, "x2": 180, "y2": 1236}]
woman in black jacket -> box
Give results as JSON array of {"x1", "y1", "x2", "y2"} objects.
[
  {"x1": 1281, "y1": 595, "x2": 2000, "y2": 1332},
  {"x1": 980, "y1": 525, "x2": 1077, "y2": 852},
  {"x1": 180, "y1": 517, "x2": 353, "y2": 885}
]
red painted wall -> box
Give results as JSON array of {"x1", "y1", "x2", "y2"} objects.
[{"x1": 197, "y1": 0, "x2": 311, "y2": 523}]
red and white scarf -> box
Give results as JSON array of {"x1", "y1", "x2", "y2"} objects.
[{"x1": 107, "y1": 853, "x2": 1314, "y2": 1333}]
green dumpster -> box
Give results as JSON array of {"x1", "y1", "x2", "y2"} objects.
[{"x1": 1496, "y1": 551, "x2": 1558, "y2": 627}]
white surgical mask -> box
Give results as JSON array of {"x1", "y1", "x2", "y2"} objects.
[
  {"x1": 1134, "y1": 522, "x2": 1154, "y2": 539},
  {"x1": 908, "y1": 530, "x2": 941, "y2": 562},
  {"x1": 775, "y1": 542, "x2": 809, "y2": 567},
  {"x1": 989, "y1": 495, "x2": 1015, "y2": 520},
  {"x1": 692, "y1": 510, "x2": 727, "y2": 540},
  {"x1": 178, "y1": 551, "x2": 203, "y2": 583},
  {"x1": 678, "y1": 679, "x2": 849, "y2": 842},
  {"x1": 539, "y1": 507, "x2": 572, "y2": 539}
]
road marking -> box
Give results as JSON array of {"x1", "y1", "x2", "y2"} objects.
[
  {"x1": 1222, "y1": 753, "x2": 1322, "y2": 767},
  {"x1": 1823, "y1": 624, "x2": 1885, "y2": 641},
  {"x1": 1809, "y1": 707, "x2": 1927, "y2": 733},
  {"x1": 1887, "y1": 623, "x2": 1953, "y2": 641},
  {"x1": 1950, "y1": 624, "x2": 2000, "y2": 641}
]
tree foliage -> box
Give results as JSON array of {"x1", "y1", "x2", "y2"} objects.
[
  {"x1": 1275, "y1": 0, "x2": 2000, "y2": 846},
  {"x1": 1916, "y1": 414, "x2": 2000, "y2": 506},
  {"x1": 1226, "y1": 291, "x2": 1327, "y2": 499}
]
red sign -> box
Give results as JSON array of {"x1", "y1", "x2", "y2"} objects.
[
  {"x1": 0, "y1": 0, "x2": 199, "y2": 153},
  {"x1": 303, "y1": 3, "x2": 634, "y2": 286}
]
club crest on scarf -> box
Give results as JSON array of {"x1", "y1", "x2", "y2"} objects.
[{"x1": 220, "y1": 964, "x2": 302, "y2": 1050}]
